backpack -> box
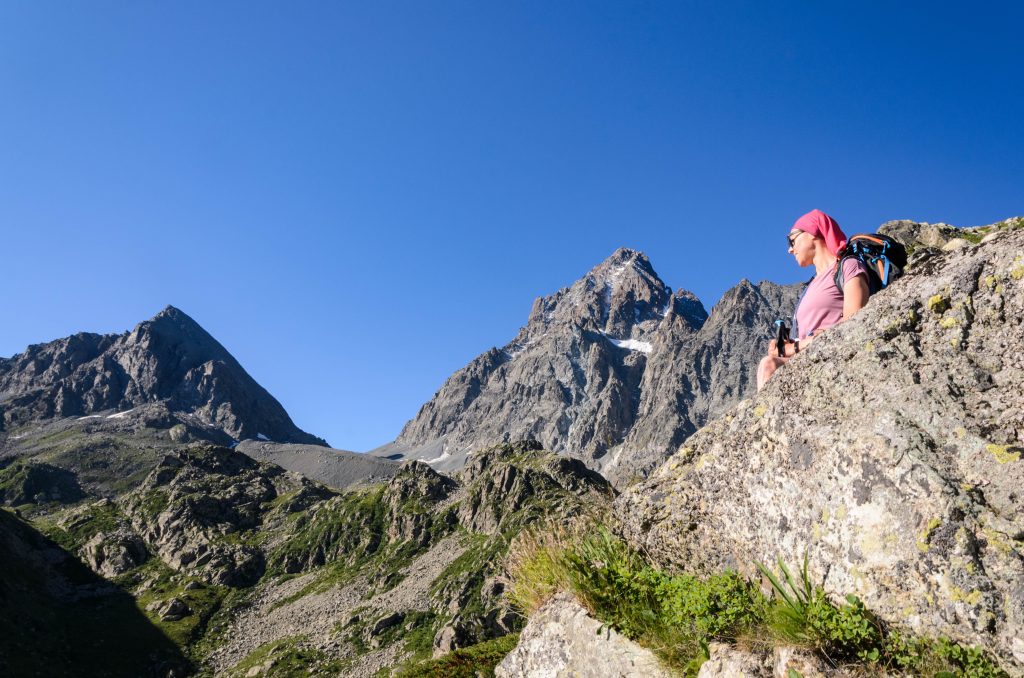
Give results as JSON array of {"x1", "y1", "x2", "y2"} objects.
[{"x1": 833, "y1": 233, "x2": 908, "y2": 294}]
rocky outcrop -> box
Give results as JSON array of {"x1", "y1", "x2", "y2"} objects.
[
  {"x1": 374, "y1": 248, "x2": 802, "y2": 486},
  {"x1": 81, "y1": 528, "x2": 149, "y2": 577},
  {"x1": 455, "y1": 440, "x2": 613, "y2": 534},
  {"x1": 122, "y1": 445, "x2": 291, "y2": 586},
  {"x1": 0, "y1": 458, "x2": 85, "y2": 505},
  {"x1": 0, "y1": 305, "x2": 324, "y2": 445},
  {"x1": 495, "y1": 593, "x2": 672, "y2": 678},
  {"x1": 616, "y1": 226, "x2": 1024, "y2": 671}
]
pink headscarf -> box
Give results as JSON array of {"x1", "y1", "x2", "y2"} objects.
[{"x1": 792, "y1": 209, "x2": 848, "y2": 255}]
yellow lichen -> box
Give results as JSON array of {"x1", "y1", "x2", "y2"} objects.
[
  {"x1": 917, "y1": 518, "x2": 942, "y2": 553},
  {"x1": 864, "y1": 341, "x2": 875, "y2": 351},
  {"x1": 984, "y1": 275, "x2": 998, "y2": 290},
  {"x1": 982, "y1": 528, "x2": 1014, "y2": 556},
  {"x1": 954, "y1": 427, "x2": 967, "y2": 439},
  {"x1": 1011, "y1": 266, "x2": 1024, "y2": 280},
  {"x1": 907, "y1": 309, "x2": 919, "y2": 323},
  {"x1": 949, "y1": 586, "x2": 983, "y2": 606},
  {"x1": 928, "y1": 294, "x2": 950, "y2": 314},
  {"x1": 986, "y1": 444, "x2": 1021, "y2": 464},
  {"x1": 694, "y1": 452, "x2": 715, "y2": 471},
  {"x1": 835, "y1": 504, "x2": 848, "y2": 520},
  {"x1": 753, "y1": 405, "x2": 767, "y2": 418},
  {"x1": 821, "y1": 507, "x2": 831, "y2": 523},
  {"x1": 939, "y1": 317, "x2": 960, "y2": 328},
  {"x1": 860, "y1": 530, "x2": 896, "y2": 555}
]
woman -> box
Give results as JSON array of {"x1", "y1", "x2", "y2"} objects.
[{"x1": 756, "y1": 209, "x2": 870, "y2": 390}]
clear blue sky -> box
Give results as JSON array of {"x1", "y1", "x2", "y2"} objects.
[{"x1": 2, "y1": 2, "x2": 1021, "y2": 450}]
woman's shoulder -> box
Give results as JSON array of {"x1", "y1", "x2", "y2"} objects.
[{"x1": 841, "y1": 256, "x2": 868, "y2": 282}]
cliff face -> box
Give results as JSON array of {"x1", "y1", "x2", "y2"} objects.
[
  {"x1": 615, "y1": 223, "x2": 1024, "y2": 669},
  {"x1": 375, "y1": 248, "x2": 803, "y2": 486}
]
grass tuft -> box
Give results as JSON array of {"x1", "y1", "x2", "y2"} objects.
[{"x1": 505, "y1": 522, "x2": 1008, "y2": 676}]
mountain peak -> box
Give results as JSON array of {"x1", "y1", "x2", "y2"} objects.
[{"x1": 0, "y1": 307, "x2": 325, "y2": 446}]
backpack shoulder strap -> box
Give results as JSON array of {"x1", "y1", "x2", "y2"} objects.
[
  {"x1": 791, "y1": 276, "x2": 814, "y2": 339},
  {"x1": 833, "y1": 256, "x2": 850, "y2": 295}
]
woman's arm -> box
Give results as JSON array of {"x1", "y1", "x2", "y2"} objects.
[{"x1": 842, "y1": 274, "x2": 869, "y2": 320}]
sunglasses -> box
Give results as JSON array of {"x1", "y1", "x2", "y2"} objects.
[{"x1": 786, "y1": 231, "x2": 807, "y2": 248}]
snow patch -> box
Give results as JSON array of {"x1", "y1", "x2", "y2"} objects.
[
  {"x1": 660, "y1": 295, "x2": 673, "y2": 317},
  {"x1": 77, "y1": 415, "x2": 103, "y2": 420},
  {"x1": 107, "y1": 408, "x2": 136, "y2": 419},
  {"x1": 257, "y1": 433, "x2": 270, "y2": 441},
  {"x1": 425, "y1": 449, "x2": 452, "y2": 465},
  {"x1": 601, "y1": 263, "x2": 630, "y2": 312},
  {"x1": 10, "y1": 434, "x2": 26, "y2": 440},
  {"x1": 604, "y1": 335, "x2": 653, "y2": 353}
]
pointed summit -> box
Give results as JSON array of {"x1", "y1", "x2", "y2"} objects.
[
  {"x1": 524, "y1": 247, "x2": 704, "y2": 343},
  {"x1": 0, "y1": 307, "x2": 325, "y2": 446},
  {"x1": 373, "y1": 248, "x2": 713, "y2": 472}
]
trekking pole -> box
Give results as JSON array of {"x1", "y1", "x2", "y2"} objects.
[{"x1": 774, "y1": 319, "x2": 790, "y2": 358}]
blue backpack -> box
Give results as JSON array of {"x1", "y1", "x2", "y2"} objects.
[{"x1": 833, "y1": 233, "x2": 908, "y2": 294}]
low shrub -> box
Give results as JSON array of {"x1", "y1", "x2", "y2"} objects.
[{"x1": 507, "y1": 522, "x2": 1007, "y2": 676}]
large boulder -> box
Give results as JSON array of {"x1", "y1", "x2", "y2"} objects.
[
  {"x1": 616, "y1": 226, "x2": 1024, "y2": 671},
  {"x1": 495, "y1": 593, "x2": 672, "y2": 678}
]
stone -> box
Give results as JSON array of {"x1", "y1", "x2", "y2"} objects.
[
  {"x1": 495, "y1": 593, "x2": 672, "y2": 678},
  {"x1": 158, "y1": 597, "x2": 191, "y2": 622},
  {"x1": 370, "y1": 611, "x2": 405, "y2": 636},
  {"x1": 82, "y1": 529, "x2": 148, "y2": 577},
  {"x1": 772, "y1": 647, "x2": 839, "y2": 677},
  {"x1": 697, "y1": 643, "x2": 770, "y2": 677}
]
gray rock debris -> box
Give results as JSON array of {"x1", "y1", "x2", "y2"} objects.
[
  {"x1": 616, "y1": 226, "x2": 1024, "y2": 672},
  {"x1": 495, "y1": 592, "x2": 672, "y2": 678},
  {"x1": 235, "y1": 440, "x2": 400, "y2": 492}
]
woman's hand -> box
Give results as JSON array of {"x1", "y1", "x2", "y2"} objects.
[{"x1": 766, "y1": 339, "x2": 799, "y2": 358}]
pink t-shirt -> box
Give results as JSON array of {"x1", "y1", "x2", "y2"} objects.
[{"x1": 795, "y1": 258, "x2": 868, "y2": 339}]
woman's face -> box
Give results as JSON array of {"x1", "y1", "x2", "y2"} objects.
[{"x1": 787, "y1": 229, "x2": 816, "y2": 267}]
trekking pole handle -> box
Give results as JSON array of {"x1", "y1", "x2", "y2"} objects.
[{"x1": 774, "y1": 319, "x2": 790, "y2": 358}]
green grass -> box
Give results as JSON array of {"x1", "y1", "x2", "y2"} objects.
[
  {"x1": 394, "y1": 633, "x2": 520, "y2": 678},
  {"x1": 506, "y1": 524, "x2": 1007, "y2": 677},
  {"x1": 38, "y1": 499, "x2": 125, "y2": 552},
  {"x1": 121, "y1": 558, "x2": 231, "y2": 649}
]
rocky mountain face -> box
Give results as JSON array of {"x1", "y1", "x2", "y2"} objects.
[
  {"x1": 375, "y1": 247, "x2": 803, "y2": 486},
  {"x1": 614, "y1": 221, "x2": 1024, "y2": 671},
  {"x1": 0, "y1": 305, "x2": 323, "y2": 445}
]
